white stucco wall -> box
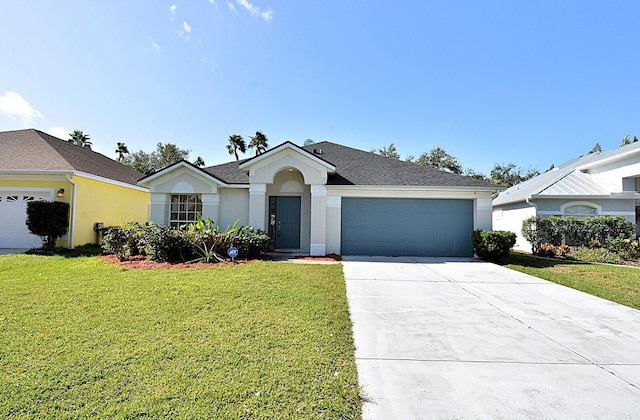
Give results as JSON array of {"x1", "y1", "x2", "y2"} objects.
[{"x1": 492, "y1": 202, "x2": 537, "y2": 251}]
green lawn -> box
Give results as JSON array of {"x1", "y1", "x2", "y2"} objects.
[
  {"x1": 0, "y1": 255, "x2": 361, "y2": 419},
  {"x1": 501, "y1": 252, "x2": 640, "y2": 309}
]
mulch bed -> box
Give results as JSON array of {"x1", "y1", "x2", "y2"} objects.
[
  {"x1": 100, "y1": 253, "x2": 342, "y2": 269},
  {"x1": 100, "y1": 255, "x2": 255, "y2": 270}
]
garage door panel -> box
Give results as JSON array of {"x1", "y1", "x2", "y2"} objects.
[
  {"x1": 341, "y1": 198, "x2": 473, "y2": 257},
  {"x1": 0, "y1": 190, "x2": 51, "y2": 248}
]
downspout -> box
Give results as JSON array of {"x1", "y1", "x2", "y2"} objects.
[{"x1": 66, "y1": 174, "x2": 77, "y2": 249}]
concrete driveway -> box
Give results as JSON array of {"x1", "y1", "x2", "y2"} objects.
[{"x1": 343, "y1": 256, "x2": 640, "y2": 419}]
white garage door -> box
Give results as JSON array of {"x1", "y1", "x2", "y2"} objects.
[{"x1": 0, "y1": 190, "x2": 52, "y2": 248}]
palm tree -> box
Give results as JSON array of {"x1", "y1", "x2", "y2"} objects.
[
  {"x1": 193, "y1": 156, "x2": 205, "y2": 167},
  {"x1": 68, "y1": 130, "x2": 92, "y2": 150},
  {"x1": 248, "y1": 131, "x2": 269, "y2": 156},
  {"x1": 115, "y1": 142, "x2": 129, "y2": 161},
  {"x1": 226, "y1": 134, "x2": 246, "y2": 160}
]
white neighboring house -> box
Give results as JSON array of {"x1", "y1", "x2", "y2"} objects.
[
  {"x1": 493, "y1": 142, "x2": 640, "y2": 251},
  {"x1": 138, "y1": 141, "x2": 500, "y2": 257}
]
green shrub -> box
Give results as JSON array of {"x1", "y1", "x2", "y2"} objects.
[
  {"x1": 236, "y1": 227, "x2": 269, "y2": 259},
  {"x1": 522, "y1": 215, "x2": 637, "y2": 252},
  {"x1": 102, "y1": 227, "x2": 130, "y2": 260},
  {"x1": 101, "y1": 218, "x2": 269, "y2": 264},
  {"x1": 25, "y1": 200, "x2": 70, "y2": 249},
  {"x1": 521, "y1": 216, "x2": 563, "y2": 253},
  {"x1": 570, "y1": 247, "x2": 622, "y2": 264},
  {"x1": 472, "y1": 230, "x2": 517, "y2": 260},
  {"x1": 606, "y1": 235, "x2": 640, "y2": 262},
  {"x1": 140, "y1": 225, "x2": 194, "y2": 263}
]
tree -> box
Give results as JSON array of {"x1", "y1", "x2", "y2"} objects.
[
  {"x1": 374, "y1": 143, "x2": 400, "y2": 159},
  {"x1": 25, "y1": 201, "x2": 70, "y2": 250},
  {"x1": 115, "y1": 142, "x2": 129, "y2": 161},
  {"x1": 121, "y1": 142, "x2": 192, "y2": 175},
  {"x1": 68, "y1": 130, "x2": 92, "y2": 150},
  {"x1": 464, "y1": 168, "x2": 489, "y2": 181},
  {"x1": 248, "y1": 131, "x2": 269, "y2": 156},
  {"x1": 303, "y1": 139, "x2": 315, "y2": 146},
  {"x1": 193, "y1": 156, "x2": 205, "y2": 167},
  {"x1": 588, "y1": 142, "x2": 602, "y2": 154},
  {"x1": 621, "y1": 135, "x2": 638, "y2": 146},
  {"x1": 414, "y1": 147, "x2": 463, "y2": 174},
  {"x1": 490, "y1": 163, "x2": 539, "y2": 187},
  {"x1": 122, "y1": 150, "x2": 155, "y2": 174},
  {"x1": 226, "y1": 134, "x2": 246, "y2": 160},
  {"x1": 152, "y1": 142, "x2": 191, "y2": 168}
]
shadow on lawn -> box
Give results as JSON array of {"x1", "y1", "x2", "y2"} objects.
[
  {"x1": 25, "y1": 244, "x2": 104, "y2": 258},
  {"x1": 495, "y1": 252, "x2": 583, "y2": 269}
]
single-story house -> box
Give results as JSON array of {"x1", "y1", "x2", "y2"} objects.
[
  {"x1": 493, "y1": 141, "x2": 640, "y2": 251},
  {"x1": 0, "y1": 129, "x2": 149, "y2": 249},
  {"x1": 138, "y1": 141, "x2": 500, "y2": 257}
]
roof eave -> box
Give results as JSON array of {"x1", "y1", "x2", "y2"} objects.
[{"x1": 137, "y1": 160, "x2": 230, "y2": 187}]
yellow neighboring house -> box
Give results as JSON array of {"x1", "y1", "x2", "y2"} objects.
[{"x1": 0, "y1": 129, "x2": 149, "y2": 249}]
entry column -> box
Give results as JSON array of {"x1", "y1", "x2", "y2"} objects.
[
  {"x1": 248, "y1": 183, "x2": 267, "y2": 231},
  {"x1": 310, "y1": 184, "x2": 327, "y2": 256}
]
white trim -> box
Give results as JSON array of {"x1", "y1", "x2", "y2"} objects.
[
  {"x1": 328, "y1": 184, "x2": 499, "y2": 193},
  {"x1": 576, "y1": 143, "x2": 640, "y2": 171},
  {"x1": 137, "y1": 161, "x2": 227, "y2": 188},
  {"x1": 0, "y1": 170, "x2": 148, "y2": 192},
  {"x1": 0, "y1": 186, "x2": 55, "y2": 195},
  {"x1": 538, "y1": 210, "x2": 636, "y2": 217},
  {"x1": 239, "y1": 142, "x2": 336, "y2": 173},
  {"x1": 73, "y1": 171, "x2": 148, "y2": 192},
  {"x1": 66, "y1": 174, "x2": 77, "y2": 248}
]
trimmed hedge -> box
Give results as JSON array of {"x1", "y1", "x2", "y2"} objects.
[
  {"x1": 472, "y1": 230, "x2": 517, "y2": 260},
  {"x1": 521, "y1": 215, "x2": 637, "y2": 254}
]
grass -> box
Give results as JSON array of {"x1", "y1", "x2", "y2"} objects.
[
  {"x1": 0, "y1": 254, "x2": 361, "y2": 419},
  {"x1": 500, "y1": 252, "x2": 640, "y2": 309}
]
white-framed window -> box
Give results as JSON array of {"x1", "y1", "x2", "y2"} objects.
[
  {"x1": 561, "y1": 202, "x2": 600, "y2": 218},
  {"x1": 169, "y1": 194, "x2": 202, "y2": 227}
]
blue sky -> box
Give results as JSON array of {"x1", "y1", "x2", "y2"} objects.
[{"x1": 1, "y1": 1, "x2": 638, "y2": 175}]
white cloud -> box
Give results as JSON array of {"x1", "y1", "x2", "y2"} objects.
[
  {"x1": 227, "y1": 1, "x2": 237, "y2": 13},
  {"x1": 236, "y1": 0, "x2": 273, "y2": 21},
  {"x1": 47, "y1": 126, "x2": 69, "y2": 140},
  {"x1": 0, "y1": 91, "x2": 44, "y2": 125},
  {"x1": 169, "y1": 4, "x2": 176, "y2": 14},
  {"x1": 182, "y1": 21, "x2": 191, "y2": 33},
  {"x1": 150, "y1": 38, "x2": 162, "y2": 54}
]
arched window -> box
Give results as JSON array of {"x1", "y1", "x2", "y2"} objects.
[{"x1": 561, "y1": 202, "x2": 599, "y2": 218}]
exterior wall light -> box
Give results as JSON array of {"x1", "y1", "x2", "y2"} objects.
[{"x1": 57, "y1": 188, "x2": 65, "y2": 198}]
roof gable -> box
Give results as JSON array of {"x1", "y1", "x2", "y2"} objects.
[
  {"x1": 239, "y1": 141, "x2": 336, "y2": 173},
  {"x1": 0, "y1": 129, "x2": 145, "y2": 186},
  {"x1": 494, "y1": 142, "x2": 640, "y2": 205},
  {"x1": 138, "y1": 160, "x2": 229, "y2": 187}
]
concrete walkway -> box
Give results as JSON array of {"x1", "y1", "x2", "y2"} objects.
[
  {"x1": 0, "y1": 248, "x2": 28, "y2": 255},
  {"x1": 343, "y1": 256, "x2": 640, "y2": 419}
]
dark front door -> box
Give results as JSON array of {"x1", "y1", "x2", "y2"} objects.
[{"x1": 269, "y1": 196, "x2": 301, "y2": 249}]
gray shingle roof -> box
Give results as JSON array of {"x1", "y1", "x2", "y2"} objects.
[
  {"x1": 0, "y1": 129, "x2": 145, "y2": 186},
  {"x1": 204, "y1": 140, "x2": 499, "y2": 188}
]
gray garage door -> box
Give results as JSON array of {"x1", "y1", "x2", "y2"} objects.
[{"x1": 341, "y1": 198, "x2": 473, "y2": 257}]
